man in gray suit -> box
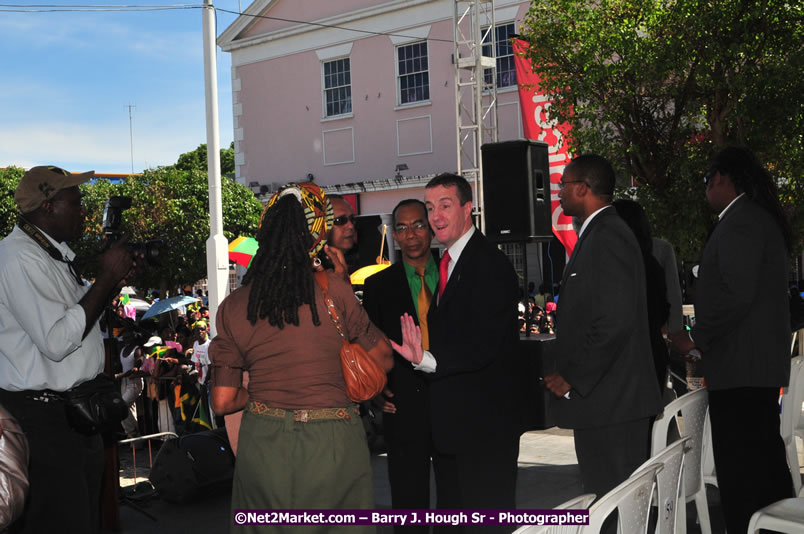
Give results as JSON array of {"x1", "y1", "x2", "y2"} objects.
[
  {"x1": 544, "y1": 155, "x2": 662, "y2": 498},
  {"x1": 670, "y1": 147, "x2": 794, "y2": 534}
]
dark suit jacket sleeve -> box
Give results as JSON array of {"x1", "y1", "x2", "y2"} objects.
[
  {"x1": 361, "y1": 263, "x2": 413, "y2": 351},
  {"x1": 558, "y1": 220, "x2": 646, "y2": 397},
  {"x1": 361, "y1": 273, "x2": 383, "y2": 333},
  {"x1": 691, "y1": 205, "x2": 765, "y2": 353}
]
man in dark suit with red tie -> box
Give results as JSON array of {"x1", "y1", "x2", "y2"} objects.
[
  {"x1": 392, "y1": 174, "x2": 521, "y2": 531},
  {"x1": 363, "y1": 199, "x2": 437, "y2": 533}
]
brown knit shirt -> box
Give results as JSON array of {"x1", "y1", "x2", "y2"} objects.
[{"x1": 210, "y1": 271, "x2": 383, "y2": 409}]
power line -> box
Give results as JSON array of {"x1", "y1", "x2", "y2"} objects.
[
  {"x1": 0, "y1": 3, "x2": 454, "y2": 43},
  {"x1": 214, "y1": 7, "x2": 454, "y2": 43},
  {"x1": 0, "y1": 3, "x2": 198, "y2": 12}
]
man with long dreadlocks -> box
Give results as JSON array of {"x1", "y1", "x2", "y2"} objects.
[
  {"x1": 669, "y1": 146, "x2": 794, "y2": 534},
  {"x1": 209, "y1": 182, "x2": 392, "y2": 532}
]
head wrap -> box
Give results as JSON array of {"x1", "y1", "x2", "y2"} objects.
[{"x1": 262, "y1": 182, "x2": 334, "y2": 258}]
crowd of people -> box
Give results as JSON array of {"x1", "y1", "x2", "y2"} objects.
[
  {"x1": 0, "y1": 146, "x2": 796, "y2": 534},
  {"x1": 111, "y1": 305, "x2": 216, "y2": 440}
]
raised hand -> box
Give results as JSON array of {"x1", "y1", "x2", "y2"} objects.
[
  {"x1": 323, "y1": 244, "x2": 349, "y2": 282},
  {"x1": 389, "y1": 313, "x2": 423, "y2": 365}
]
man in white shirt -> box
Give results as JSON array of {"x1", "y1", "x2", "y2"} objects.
[
  {"x1": 0, "y1": 166, "x2": 135, "y2": 533},
  {"x1": 191, "y1": 323, "x2": 212, "y2": 386}
]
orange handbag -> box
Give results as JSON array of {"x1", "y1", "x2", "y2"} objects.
[{"x1": 314, "y1": 272, "x2": 387, "y2": 402}]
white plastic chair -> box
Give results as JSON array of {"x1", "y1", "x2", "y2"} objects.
[
  {"x1": 650, "y1": 387, "x2": 711, "y2": 534},
  {"x1": 581, "y1": 465, "x2": 661, "y2": 534},
  {"x1": 700, "y1": 409, "x2": 717, "y2": 489},
  {"x1": 512, "y1": 493, "x2": 596, "y2": 534},
  {"x1": 631, "y1": 437, "x2": 690, "y2": 534},
  {"x1": 747, "y1": 497, "x2": 804, "y2": 533},
  {"x1": 782, "y1": 355, "x2": 804, "y2": 496}
]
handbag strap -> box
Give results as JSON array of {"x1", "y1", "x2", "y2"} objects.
[{"x1": 314, "y1": 271, "x2": 347, "y2": 340}]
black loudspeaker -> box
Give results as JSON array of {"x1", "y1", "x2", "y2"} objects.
[
  {"x1": 354, "y1": 214, "x2": 384, "y2": 264},
  {"x1": 481, "y1": 140, "x2": 552, "y2": 241},
  {"x1": 149, "y1": 428, "x2": 235, "y2": 503}
]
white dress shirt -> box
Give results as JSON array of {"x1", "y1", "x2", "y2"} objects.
[
  {"x1": 577, "y1": 205, "x2": 612, "y2": 238},
  {"x1": 0, "y1": 225, "x2": 104, "y2": 391},
  {"x1": 413, "y1": 226, "x2": 477, "y2": 373},
  {"x1": 719, "y1": 193, "x2": 745, "y2": 220}
]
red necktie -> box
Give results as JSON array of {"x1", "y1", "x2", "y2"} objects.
[{"x1": 438, "y1": 251, "x2": 450, "y2": 298}]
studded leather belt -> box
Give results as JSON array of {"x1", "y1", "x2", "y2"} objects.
[{"x1": 246, "y1": 400, "x2": 358, "y2": 422}]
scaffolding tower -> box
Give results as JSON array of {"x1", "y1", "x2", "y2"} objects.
[{"x1": 453, "y1": 0, "x2": 498, "y2": 233}]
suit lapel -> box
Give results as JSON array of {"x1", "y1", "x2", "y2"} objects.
[
  {"x1": 561, "y1": 207, "x2": 613, "y2": 284},
  {"x1": 562, "y1": 236, "x2": 584, "y2": 285},
  {"x1": 435, "y1": 231, "x2": 480, "y2": 309},
  {"x1": 391, "y1": 261, "x2": 417, "y2": 319}
]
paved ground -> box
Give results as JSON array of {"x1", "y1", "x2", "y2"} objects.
[{"x1": 108, "y1": 426, "x2": 731, "y2": 533}]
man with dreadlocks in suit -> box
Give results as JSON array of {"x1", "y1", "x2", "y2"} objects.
[
  {"x1": 210, "y1": 182, "x2": 392, "y2": 533},
  {"x1": 669, "y1": 147, "x2": 794, "y2": 534}
]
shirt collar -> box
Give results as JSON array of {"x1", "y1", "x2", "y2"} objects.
[
  {"x1": 446, "y1": 225, "x2": 475, "y2": 265},
  {"x1": 24, "y1": 223, "x2": 77, "y2": 261},
  {"x1": 578, "y1": 205, "x2": 611, "y2": 238},
  {"x1": 402, "y1": 254, "x2": 437, "y2": 277},
  {"x1": 719, "y1": 192, "x2": 745, "y2": 220}
]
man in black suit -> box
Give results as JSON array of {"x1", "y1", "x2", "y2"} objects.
[
  {"x1": 392, "y1": 174, "x2": 521, "y2": 530},
  {"x1": 544, "y1": 155, "x2": 662, "y2": 498},
  {"x1": 363, "y1": 199, "x2": 436, "y2": 533},
  {"x1": 670, "y1": 147, "x2": 794, "y2": 534}
]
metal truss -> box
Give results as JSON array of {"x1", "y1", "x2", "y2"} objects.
[{"x1": 453, "y1": 0, "x2": 498, "y2": 232}]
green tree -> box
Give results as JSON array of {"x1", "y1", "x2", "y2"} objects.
[
  {"x1": 174, "y1": 142, "x2": 236, "y2": 176},
  {"x1": 75, "y1": 167, "x2": 263, "y2": 292},
  {"x1": 0, "y1": 166, "x2": 24, "y2": 238},
  {"x1": 520, "y1": 0, "x2": 803, "y2": 258},
  {"x1": 0, "y1": 165, "x2": 263, "y2": 292}
]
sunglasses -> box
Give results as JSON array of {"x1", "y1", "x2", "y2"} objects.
[
  {"x1": 333, "y1": 215, "x2": 356, "y2": 226},
  {"x1": 703, "y1": 169, "x2": 717, "y2": 186}
]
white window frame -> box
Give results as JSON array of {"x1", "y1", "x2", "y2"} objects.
[
  {"x1": 395, "y1": 40, "x2": 430, "y2": 106},
  {"x1": 322, "y1": 56, "x2": 352, "y2": 119},
  {"x1": 482, "y1": 22, "x2": 517, "y2": 90}
]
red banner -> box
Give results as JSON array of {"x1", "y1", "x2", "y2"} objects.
[{"x1": 512, "y1": 38, "x2": 577, "y2": 255}]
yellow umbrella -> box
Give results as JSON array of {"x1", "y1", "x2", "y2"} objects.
[
  {"x1": 349, "y1": 223, "x2": 392, "y2": 285},
  {"x1": 350, "y1": 263, "x2": 391, "y2": 286}
]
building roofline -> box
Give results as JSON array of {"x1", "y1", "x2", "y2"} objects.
[{"x1": 217, "y1": 0, "x2": 438, "y2": 52}]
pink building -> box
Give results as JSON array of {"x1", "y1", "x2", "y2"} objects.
[{"x1": 218, "y1": 0, "x2": 531, "y2": 215}]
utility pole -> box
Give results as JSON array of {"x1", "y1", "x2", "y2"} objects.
[
  {"x1": 125, "y1": 103, "x2": 136, "y2": 174},
  {"x1": 202, "y1": 0, "x2": 228, "y2": 337}
]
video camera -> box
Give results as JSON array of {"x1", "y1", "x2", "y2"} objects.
[{"x1": 102, "y1": 196, "x2": 162, "y2": 266}]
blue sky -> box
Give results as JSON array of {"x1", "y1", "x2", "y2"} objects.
[{"x1": 0, "y1": 1, "x2": 246, "y2": 173}]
